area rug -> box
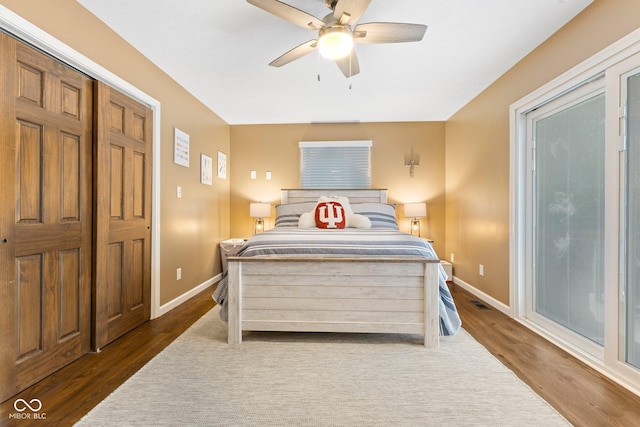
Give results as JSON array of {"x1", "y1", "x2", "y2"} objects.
[{"x1": 76, "y1": 307, "x2": 569, "y2": 426}]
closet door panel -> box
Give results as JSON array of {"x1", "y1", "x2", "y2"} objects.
[
  {"x1": 133, "y1": 151, "x2": 146, "y2": 217},
  {"x1": 59, "y1": 248, "x2": 81, "y2": 339},
  {"x1": 61, "y1": 133, "x2": 81, "y2": 220},
  {"x1": 16, "y1": 120, "x2": 42, "y2": 222},
  {"x1": 16, "y1": 255, "x2": 43, "y2": 361},
  {"x1": 94, "y1": 81, "x2": 152, "y2": 350},
  {"x1": 0, "y1": 34, "x2": 93, "y2": 401},
  {"x1": 109, "y1": 145, "x2": 124, "y2": 219},
  {"x1": 107, "y1": 242, "x2": 124, "y2": 319}
]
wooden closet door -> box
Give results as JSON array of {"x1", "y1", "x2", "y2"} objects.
[
  {"x1": 93, "y1": 81, "x2": 152, "y2": 350},
  {"x1": 0, "y1": 34, "x2": 93, "y2": 401}
]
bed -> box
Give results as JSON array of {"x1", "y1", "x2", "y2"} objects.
[{"x1": 213, "y1": 189, "x2": 461, "y2": 348}]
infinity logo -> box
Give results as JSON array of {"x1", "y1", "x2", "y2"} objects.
[{"x1": 14, "y1": 398, "x2": 42, "y2": 412}]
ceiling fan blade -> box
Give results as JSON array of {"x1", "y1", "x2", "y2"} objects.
[
  {"x1": 247, "y1": 0, "x2": 324, "y2": 30},
  {"x1": 335, "y1": 51, "x2": 360, "y2": 77},
  {"x1": 333, "y1": 0, "x2": 371, "y2": 25},
  {"x1": 269, "y1": 39, "x2": 318, "y2": 67},
  {"x1": 354, "y1": 22, "x2": 428, "y2": 44}
]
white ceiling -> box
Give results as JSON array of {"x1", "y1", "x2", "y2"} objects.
[{"x1": 77, "y1": 0, "x2": 592, "y2": 124}]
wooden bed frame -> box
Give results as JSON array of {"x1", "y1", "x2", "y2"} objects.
[{"x1": 226, "y1": 189, "x2": 440, "y2": 348}]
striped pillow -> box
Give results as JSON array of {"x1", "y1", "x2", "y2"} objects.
[
  {"x1": 274, "y1": 202, "x2": 317, "y2": 227},
  {"x1": 351, "y1": 203, "x2": 399, "y2": 229}
]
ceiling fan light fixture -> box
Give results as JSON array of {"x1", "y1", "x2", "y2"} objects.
[{"x1": 318, "y1": 26, "x2": 353, "y2": 60}]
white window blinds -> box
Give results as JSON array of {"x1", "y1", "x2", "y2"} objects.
[{"x1": 299, "y1": 140, "x2": 372, "y2": 189}]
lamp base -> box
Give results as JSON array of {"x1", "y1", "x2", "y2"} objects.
[
  {"x1": 254, "y1": 218, "x2": 264, "y2": 234},
  {"x1": 410, "y1": 218, "x2": 421, "y2": 237}
]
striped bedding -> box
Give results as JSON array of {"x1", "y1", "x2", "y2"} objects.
[{"x1": 213, "y1": 228, "x2": 461, "y2": 336}]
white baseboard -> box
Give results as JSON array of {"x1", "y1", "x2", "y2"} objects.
[
  {"x1": 155, "y1": 273, "x2": 222, "y2": 318},
  {"x1": 451, "y1": 276, "x2": 512, "y2": 316}
]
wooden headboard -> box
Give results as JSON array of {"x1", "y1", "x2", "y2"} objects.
[{"x1": 281, "y1": 189, "x2": 388, "y2": 204}]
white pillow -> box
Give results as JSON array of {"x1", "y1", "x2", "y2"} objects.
[
  {"x1": 348, "y1": 213, "x2": 371, "y2": 229},
  {"x1": 298, "y1": 211, "x2": 316, "y2": 228}
]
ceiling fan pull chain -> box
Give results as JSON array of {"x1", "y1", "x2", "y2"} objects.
[{"x1": 349, "y1": 52, "x2": 353, "y2": 90}]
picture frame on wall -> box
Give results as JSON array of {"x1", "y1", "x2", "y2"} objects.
[
  {"x1": 201, "y1": 154, "x2": 213, "y2": 185},
  {"x1": 217, "y1": 151, "x2": 227, "y2": 179},
  {"x1": 173, "y1": 128, "x2": 190, "y2": 167}
]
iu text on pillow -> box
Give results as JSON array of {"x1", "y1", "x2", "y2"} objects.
[{"x1": 315, "y1": 201, "x2": 346, "y2": 229}]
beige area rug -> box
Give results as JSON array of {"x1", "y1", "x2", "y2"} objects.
[{"x1": 76, "y1": 307, "x2": 569, "y2": 426}]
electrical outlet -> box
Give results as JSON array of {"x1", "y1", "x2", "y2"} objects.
[
  {"x1": 450, "y1": 253, "x2": 455, "y2": 263},
  {"x1": 176, "y1": 268, "x2": 182, "y2": 280},
  {"x1": 176, "y1": 186, "x2": 182, "y2": 198},
  {"x1": 479, "y1": 264, "x2": 484, "y2": 276}
]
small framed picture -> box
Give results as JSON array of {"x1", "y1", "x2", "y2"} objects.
[
  {"x1": 201, "y1": 154, "x2": 213, "y2": 185},
  {"x1": 173, "y1": 128, "x2": 189, "y2": 167},
  {"x1": 217, "y1": 151, "x2": 227, "y2": 179}
]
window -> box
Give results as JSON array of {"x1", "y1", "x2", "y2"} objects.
[{"x1": 299, "y1": 140, "x2": 371, "y2": 189}]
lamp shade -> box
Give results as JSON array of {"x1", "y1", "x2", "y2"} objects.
[
  {"x1": 404, "y1": 203, "x2": 426, "y2": 218},
  {"x1": 250, "y1": 202, "x2": 271, "y2": 218}
]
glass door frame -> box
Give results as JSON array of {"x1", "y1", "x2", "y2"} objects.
[
  {"x1": 607, "y1": 56, "x2": 640, "y2": 384},
  {"x1": 523, "y1": 78, "x2": 606, "y2": 361}
]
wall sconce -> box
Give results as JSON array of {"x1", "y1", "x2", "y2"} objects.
[
  {"x1": 404, "y1": 203, "x2": 427, "y2": 237},
  {"x1": 404, "y1": 151, "x2": 420, "y2": 178},
  {"x1": 250, "y1": 202, "x2": 271, "y2": 234}
]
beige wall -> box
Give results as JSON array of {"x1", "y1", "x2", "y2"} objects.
[
  {"x1": 229, "y1": 122, "x2": 447, "y2": 255},
  {"x1": 1, "y1": 0, "x2": 231, "y2": 305},
  {"x1": 445, "y1": 0, "x2": 640, "y2": 304}
]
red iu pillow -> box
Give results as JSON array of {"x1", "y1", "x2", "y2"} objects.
[{"x1": 315, "y1": 202, "x2": 346, "y2": 229}]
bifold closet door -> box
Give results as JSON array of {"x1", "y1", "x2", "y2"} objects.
[
  {"x1": 93, "y1": 81, "x2": 152, "y2": 350},
  {"x1": 0, "y1": 33, "x2": 93, "y2": 401}
]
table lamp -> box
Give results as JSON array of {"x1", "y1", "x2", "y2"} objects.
[
  {"x1": 404, "y1": 203, "x2": 426, "y2": 237},
  {"x1": 250, "y1": 202, "x2": 271, "y2": 234}
]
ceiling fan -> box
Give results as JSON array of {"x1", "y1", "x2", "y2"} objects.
[{"x1": 247, "y1": 0, "x2": 428, "y2": 77}]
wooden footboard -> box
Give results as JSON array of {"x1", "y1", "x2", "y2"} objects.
[{"x1": 227, "y1": 257, "x2": 440, "y2": 348}]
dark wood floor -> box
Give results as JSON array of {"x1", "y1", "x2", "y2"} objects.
[
  {"x1": 2, "y1": 284, "x2": 640, "y2": 426},
  {"x1": 451, "y1": 284, "x2": 640, "y2": 426}
]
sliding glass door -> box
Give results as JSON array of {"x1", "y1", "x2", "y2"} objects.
[
  {"x1": 624, "y1": 70, "x2": 640, "y2": 369},
  {"x1": 514, "y1": 38, "x2": 640, "y2": 395},
  {"x1": 525, "y1": 81, "x2": 606, "y2": 353}
]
